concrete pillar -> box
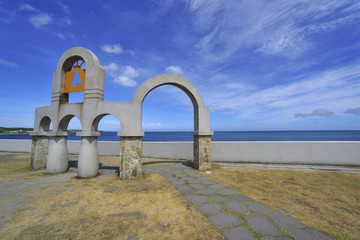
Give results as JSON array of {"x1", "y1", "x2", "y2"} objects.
[
  {"x1": 46, "y1": 136, "x2": 68, "y2": 173},
  {"x1": 119, "y1": 136, "x2": 143, "y2": 179},
  {"x1": 31, "y1": 136, "x2": 49, "y2": 170},
  {"x1": 78, "y1": 136, "x2": 99, "y2": 178},
  {"x1": 193, "y1": 135, "x2": 212, "y2": 170}
]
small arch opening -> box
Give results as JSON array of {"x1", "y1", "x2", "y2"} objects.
[
  {"x1": 59, "y1": 114, "x2": 82, "y2": 132},
  {"x1": 39, "y1": 116, "x2": 52, "y2": 132}
]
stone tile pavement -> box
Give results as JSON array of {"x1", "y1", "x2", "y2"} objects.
[{"x1": 143, "y1": 162, "x2": 333, "y2": 240}]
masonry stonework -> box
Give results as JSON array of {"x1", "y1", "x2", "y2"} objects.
[
  {"x1": 193, "y1": 135, "x2": 212, "y2": 170},
  {"x1": 119, "y1": 137, "x2": 143, "y2": 179},
  {"x1": 30, "y1": 136, "x2": 49, "y2": 170}
]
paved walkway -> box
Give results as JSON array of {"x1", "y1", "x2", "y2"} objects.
[{"x1": 143, "y1": 162, "x2": 333, "y2": 240}]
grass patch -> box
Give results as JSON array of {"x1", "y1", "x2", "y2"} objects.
[
  {"x1": 12, "y1": 154, "x2": 31, "y2": 159},
  {"x1": 200, "y1": 168, "x2": 360, "y2": 240}
]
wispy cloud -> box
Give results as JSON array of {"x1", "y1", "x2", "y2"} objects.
[
  {"x1": 29, "y1": 13, "x2": 53, "y2": 28},
  {"x1": 185, "y1": 0, "x2": 360, "y2": 60},
  {"x1": 295, "y1": 109, "x2": 334, "y2": 118},
  {"x1": 56, "y1": 1, "x2": 70, "y2": 14},
  {"x1": 54, "y1": 33, "x2": 65, "y2": 40},
  {"x1": 101, "y1": 44, "x2": 123, "y2": 54},
  {"x1": 202, "y1": 62, "x2": 360, "y2": 122},
  {"x1": 345, "y1": 107, "x2": 360, "y2": 115},
  {"x1": 19, "y1": 4, "x2": 37, "y2": 12},
  {"x1": 0, "y1": 58, "x2": 18, "y2": 68},
  {"x1": 165, "y1": 65, "x2": 183, "y2": 75},
  {"x1": 61, "y1": 17, "x2": 72, "y2": 26}
]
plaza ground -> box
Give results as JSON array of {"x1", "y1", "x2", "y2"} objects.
[{"x1": 0, "y1": 152, "x2": 359, "y2": 240}]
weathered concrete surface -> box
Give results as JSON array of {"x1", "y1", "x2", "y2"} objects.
[
  {"x1": 212, "y1": 141, "x2": 360, "y2": 165},
  {"x1": 77, "y1": 136, "x2": 99, "y2": 178},
  {"x1": 119, "y1": 137, "x2": 142, "y2": 179},
  {"x1": 3, "y1": 140, "x2": 360, "y2": 168},
  {"x1": 46, "y1": 136, "x2": 68, "y2": 173},
  {"x1": 31, "y1": 136, "x2": 49, "y2": 169},
  {"x1": 30, "y1": 47, "x2": 213, "y2": 176}
]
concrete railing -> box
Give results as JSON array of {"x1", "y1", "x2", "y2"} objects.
[{"x1": 0, "y1": 139, "x2": 359, "y2": 166}]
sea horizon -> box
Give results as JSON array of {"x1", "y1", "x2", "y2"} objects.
[{"x1": 1, "y1": 130, "x2": 360, "y2": 142}]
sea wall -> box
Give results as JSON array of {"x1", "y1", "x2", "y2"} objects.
[{"x1": 1, "y1": 139, "x2": 359, "y2": 166}]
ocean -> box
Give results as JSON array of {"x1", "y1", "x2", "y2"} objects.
[{"x1": 1, "y1": 131, "x2": 360, "y2": 141}]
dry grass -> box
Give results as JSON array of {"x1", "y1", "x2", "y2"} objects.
[
  {"x1": 0, "y1": 156, "x2": 224, "y2": 240},
  {"x1": 200, "y1": 168, "x2": 360, "y2": 240},
  {"x1": 2, "y1": 153, "x2": 359, "y2": 240}
]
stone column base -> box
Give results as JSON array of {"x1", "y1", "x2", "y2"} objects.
[
  {"x1": 78, "y1": 136, "x2": 99, "y2": 178},
  {"x1": 193, "y1": 135, "x2": 212, "y2": 171},
  {"x1": 31, "y1": 136, "x2": 49, "y2": 170},
  {"x1": 119, "y1": 136, "x2": 143, "y2": 179},
  {"x1": 46, "y1": 136, "x2": 68, "y2": 173}
]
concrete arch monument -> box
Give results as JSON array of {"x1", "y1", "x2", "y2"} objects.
[
  {"x1": 133, "y1": 74, "x2": 213, "y2": 170},
  {"x1": 30, "y1": 47, "x2": 213, "y2": 179}
]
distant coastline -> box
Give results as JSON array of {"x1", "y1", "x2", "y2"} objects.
[{"x1": 0, "y1": 127, "x2": 33, "y2": 135}]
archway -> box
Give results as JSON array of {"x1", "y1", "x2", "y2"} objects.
[
  {"x1": 142, "y1": 85, "x2": 193, "y2": 134},
  {"x1": 133, "y1": 74, "x2": 213, "y2": 170},
  {"x1": 39, "y1": 116, "x2": 52, "y2": 132},
  {"x1": 31, "y1": 47, "x2": 213, "y2": 179}
]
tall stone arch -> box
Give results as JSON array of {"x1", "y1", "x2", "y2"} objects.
[{"x1": 132, "y1": 74, "x2": 213, "y2": 170}]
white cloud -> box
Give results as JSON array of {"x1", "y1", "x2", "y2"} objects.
[
  {"x1": 101, "y1": 44, "x2": 123, "y2": 54},
  {"x1": 123, "y1": 66, "x2": 139, "y2": 78},
  {"x1": 105, "y1": 63, "x2": 138, "y2": 86},
  {"x1": 0, "y1": 58, "x2": 18, "y2": 68},
  {"x1": 55, "y1": 33, "x2": 65, "y2": 40},
  {"x1": 115, "y1": 76, "x2": 137, "y2": 87},
  {"x1": 19, "y1": 4, "x2": 37, "y2": 12},
  {"x1": 165, "y1": 65, "x2": 183, "y2": 75},
  {"x1": 29, "y1": 13, "x2": 52, "y2": 28},
  {"x1": 113, "y1": 66, "x2": 139, "y2": 87},
  {"x1": 104, "y1": 62, "x2": 119, "y2": 72}
]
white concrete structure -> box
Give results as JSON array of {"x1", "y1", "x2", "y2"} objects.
[
  {"x1": 30, "y1": 47, "x2": 213, "y2": 178},
  {"x1": 1, "y1": 140, "x2": 359, "y2": 166}
]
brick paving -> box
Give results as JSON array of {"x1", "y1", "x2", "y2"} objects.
[{"x1": 143, "y1": 162, "x2": 333, "y2": 240}]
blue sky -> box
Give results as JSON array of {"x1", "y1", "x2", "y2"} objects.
[{"x1": 1, "y1": 0, "x2": 360, "y2": 131}]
